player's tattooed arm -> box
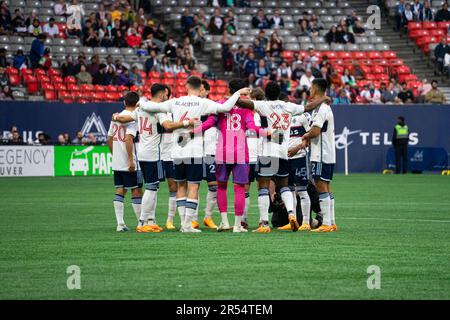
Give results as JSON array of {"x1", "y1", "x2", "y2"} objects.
[{"x1": 304, "y1": 96, "x2": 332, "y2": 112}]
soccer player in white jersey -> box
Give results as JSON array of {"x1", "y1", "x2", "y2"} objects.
[
  {"x1": 138, "y1": 76, "x2": 250, "y2": 233},
  {"x1": 107, "y1": 92, "x2": 142, "y2": 232},
  {"x1": 191, "y1": 80, "x2": 218, "y2": 230},
  {"x1": 299, "y1": 78, "x2": 337, "y2": 232},
  {"x1": 281, "y1": 105, "x2": 312, "y2": 231},
  {"x1": 237, "y1": 81, "x2": 328, "y2": 233},
  {"x1": 113, "y1": 85, "x2": 196, "y2": 233}
]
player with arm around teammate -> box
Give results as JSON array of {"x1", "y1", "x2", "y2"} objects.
[{"x1": 297, "y1": 78, "x2": 337, "y2": 232}]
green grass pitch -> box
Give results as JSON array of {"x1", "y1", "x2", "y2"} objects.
[{"x1": 0, "y1": 174, "x2": 449, "y2": 300}]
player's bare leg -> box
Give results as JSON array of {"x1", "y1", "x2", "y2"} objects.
[
  {"x1": 253, "y1": 177, "x2": 271, "y2": 233},
  {"x1": 311, "y1": 180, "x2": 334, "y2": 233},
  {"x1": 166, "y1": 178, "x2": 177, "y2": 230},
  {"x1": 114, "y1": 188, "x2": 129, "y2": 232}
]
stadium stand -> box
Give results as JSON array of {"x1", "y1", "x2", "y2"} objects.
[{"x1": 0, "y1": 0, "x2": 447, "y2": 104}]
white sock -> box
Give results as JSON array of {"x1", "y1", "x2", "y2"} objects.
[
  {"x1": 330, "y1": 193, "x2": 335, "y2": 225},
  {"x1": 131, "y1": 196, "x2": 142, "y2": 221},
  {"x1": 205, "y1": 186, "x2": 217, "y2": 218},
  {"x1": 140, "y1": 188, "x2": 157, "y2": 224},
  {"x1": 292, "y1": 190, "x2": 297, "y2": 215},
  {"x1": 243, "y1": 192, "x2": 250, "y2": 222},
  {"x1": 185, "y1": 198, "x2": 198, "y2": 228},
  {"x1": 176, "y1": 198, "x2": 187, "y2": 226},
  {"x1": 220, "y1": 212, "x2": 230, "y2": 226},
  {"x1": 234, "y1": 215, "x2": 242, "y2": 228},
  {"x1": 167, "y1": 192, "x2": 177, "y2": 222},
  {"x1": 193, "y1": 197, "x2": 199, "y2": 222},
  {"x1": 280, "y1": 187, "x2": 295, "y2": 215},
  {"x1": 113, "y1": 194, "x2": 125, "y2": 226},
  {"x1": 319, "y1": 192, "x2": 332, "y2": 226},
  {"x1": 298, "y1": 189, "x2": 311, "y2": 225},
  {"x1": 258, "y1": 188, "x2": 270, "y2": 224}
]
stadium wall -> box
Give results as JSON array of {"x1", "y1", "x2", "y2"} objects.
[{"x1": 1, "y1": 102, "x2": 450, "y2": 176}]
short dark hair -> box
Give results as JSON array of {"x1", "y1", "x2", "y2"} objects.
[
  {"x1": 312, "y1": 78, "x2": 329, "y2": 93},
  {"x1": 431, "y1": 80, "x2": 438, "y2": 85},
  {"x1": 279, "y1": 92, "x2": 289, "y2": 102},
  {"x1": 186, "y1": 76, "x2": 202, "y2": 90},
  {"x1": 265, "y1": 81, "x2": 281, "y2": 100},
  {"x1": 398, "y1": 116, "x2": 405, "y2": 122},
  {"x1": 163, "y1": 84, "x2": 171, "y2": 98},
  {"x1": 201, "y1": 79, "x2": 210, "y2": 92},
  {"x1": 228, "y1": 78, "x2": 246, "y2": 94},
  {"x1": 124, "y1": 91, "x2": 140, "y2": 107},
  {"x1": 151, "y1": 83, "x2": 167, "y2": 97}
]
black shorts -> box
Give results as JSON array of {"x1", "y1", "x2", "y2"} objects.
[
  {"x1": 140, "y1": 161, "x2": 164, "y2": 185},
  {"x1": 257, "y1": 156, "x2": 289, "y2": 178},
  {"x1": 311, "y1": 161, "x2": 334, "y2": 182},
  {"x1": 163, "y1": 160, "x2": 175, "y2": 179},
  {"x1": 248, "y1": 162, "x2": 258, "y2": 183},
  {"x1": 114, "y1": 170, "x2": 139, "y2": 189},
  {"x1": 288, "y1": 157, "x2": 309, "y2": 187},
  {"x1": 173, "y1": 158, "x2": 204, "y2": 183},
  {"x1": 203, "y1": 155, "x2": 216, "y2": 182}
]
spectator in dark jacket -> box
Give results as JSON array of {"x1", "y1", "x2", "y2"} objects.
[
  {"x1": 29, "y1": 34, "x2": 46, "y2": 69},
  {"x1": 252, "y1": 9, "x2": 270, "y2": 29},
  {"x1": 13, "y1": 49, "x2": 27, "y2": 69},
  {"x1": 93, "y1": 64, "x2": 109, "y2": 85},
  {"x1": 209, "y1": 8, "x2": 224, "y2": 35},
  {"x1": 435, "y1": 2, "x2": 450, "y2": 22},
  {"x1": 434, "y1": 37, "x2": 450, "y2": 71},
  {"x1": 243, "y1": 52, "x2": 257, "y2": 77},
  {"x1": 181, "y1": 9, "x2": 194, "y2": 36},
  {"x1": 325, "y1": 25, "x2": 344, "y2": 44},
  {"x1": 269, "y1": 10, "x2": 284, "y2": 29},
  {"x1": 419, "y1": 0, "x2": 434, "y2": 22}
]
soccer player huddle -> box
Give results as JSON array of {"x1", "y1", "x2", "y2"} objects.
[{"x1": 107, "y1": 75, "x2": 337, "y2": 234}]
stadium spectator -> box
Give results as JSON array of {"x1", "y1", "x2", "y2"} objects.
[
  {"x1": 56, "y1": 134, "x2": 69, "y2": 146},
  {"x1": 61, "y1": 55, "x2": 79, "y2": 77},
  {"x1": 160, "y1": 55, "x2": 172, "y2": 74},
  {"x1": 11, "y1": 9, "x2": 27, "y2": 35},
  {"x1": 184, "y1": 51, "x2": 197, "y2": 72},
  {"x1": 172, "y1": 58, "x2": 186, "y2": 75},
  {"x1": 221, "y1": 30, "x2": 233, "y2": 75},
  {"x1": 29, "y1": 34, "x2": 46, "y2": 69},
  {"x1": 145, "y1": 50, "x2": 158, "y2": 73},
  {"x1": 164, "y1": 37, "x2": 178, "y2": 62},
  {"x1": 28, "y1": 18, "x2": 42, "y2": 37},
  {"x1": 417, "y1": 78, "x2": 432, "y2": 102},
  {"x1": 84, "y1": 133, "x2": 98, "y2": 146},
  {"x1": 425, "y1": 80, "x2": 446, "y2": 104},
  {"x1": 181, "y1": 9, "x2": 194, "y2": 36},
  {"x1": 435, "y1": 2, "x2": 450, "y2": 22},
  {"x1": 277, "y1": 61, "x2": 291, "y2": 79},
  {"x1": 343, "y1": 82, "x2": 358, "y2": 103},
  {"x1": 411, "y1": 0, "x2": 423, "y2": 21},
  {"x1": 35, "y1": 132, "x2": 51, "y2": 145},
  {"x1": 85, "y1": 27, "x2": 100, "y2": 47},
  {"x1": 401, "y1": 3, "x2": 414, "y2": 28},
  {"x1": 381, "y1": 82, "x2": 400, "y2": 104},
  {"x1": 255, "y1": 58, "x2": 269, "y2": 83},
  {"x1": 352, "y1": 20, "x2": 366, "y2": 36},
  {"x1": 8, "y1": 131, "x2": 24, "y2": 145},
  {"x1": 243, "y1": 52, "x2": 257, "y2": 77},
  {"x1": 294, "y1": 19, "x2": 310, "y2": 37},
  {"x1": 346, "y1": 10, "x2": 359, "y2": 28},
  {"x1": 76, "y1": 64, "x2": 93, "y2": 85},
  {"x1": 299, "y1": 69, "x2": 315, "y2": 93},
  {"x1": 333, "y1": 89, "x2": 351, "y2": 105},
  {"x1": 252, "y1": 9, "x2": 270, "y2": 29},
  {"x1": 397, "y1": 82, "x2": 414, "y2": 104},
  {"x1": 54, "y1": 0, "x2": 67, "y2": 16},
  {"x1": 269, "y1": 10, "x2": 284, "y2": 29},
  {"x1": 209, "y1": 8, "x2": 225, "y2": 35},
  {"x1": 291, "y1": 62, "x2": 304, "y2": 82},
  {"x1": 360, "y1": 83, "x2": 382, "y2": 104},
  {"x1": 0, "y1": 66, "x2": 7, "y2": 86},
  {"x1": 392, "y1": 116, "x2": 409, "y2": 174},
  {"x1": 224, "y1": 15, "x2": 237, "y2": 35},
  {"x1": 419, "y1": 0, "x2": 434, "y2": 22},
  {"x1": 43, "y1": 18, "x2": 59, "y2": 38},
  {"x1": 72, "y1": 131, "x2": 84, "y2": 145},
  {"x1": 340, "y1": 68, "x2": 356, "y2": 88},
  {"x1": 129, "y1": 65, "x2": 143, "y2": 85},
  {"x1": 39, "y1": 48, "x2": 52, "y2": 70},
  {"x1": 434, "y1": 37, "x2": 450, "y2": 72},
  {"x1": 256, "y1": 29, "x2": 269, "y2": 48},
  {"x1": 93, "y1": 63, "x2": 109, "y2": 85},
  {"x1": 326, "y1": 25, "x2": 344, "y2": 45},
  {"x1": 12, "y1": 49, "x2": 27, "y2": 70},
  {"x1": 126, "y1": 28, "x2": 142, "y2": 47}
]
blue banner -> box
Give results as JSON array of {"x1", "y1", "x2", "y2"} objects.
[
  {"x1": 386, "y1": 147, "x2": 449, "y2": 172},
  {"x1": 1, "y1": 102, "x2": 450, "y2": 173}
]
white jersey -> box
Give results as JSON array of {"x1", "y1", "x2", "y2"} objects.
[
  {"x1": 310, "y1": 103, "x2": 336, "y2": 164},
  {"x1": 160, "y1": 113, "x2": 174, "y2": 162},
  {"x1": 203, "y1": 126, "x2": 217, "y2": 156},
  {"x1": 107, "y1": 109, "x2": 138, "y2": 171},
  {"x1": 139, "y1": 92, "x2": 241, "y2": 159},
  {"x1": 133, "y1": 102, "x2": 170, "y2": 162},
  {"x1": 247, "y1": 112, "x2": 261, "y2": 164},
  {"x1": 253, "y1": 100, "x2": 305, "y2": 160},
  {"x1": 289, "y1": 113, "x2": 311, "y2": 159}
]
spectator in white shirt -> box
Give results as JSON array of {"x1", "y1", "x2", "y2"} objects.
[
  {"x1": 66, "y1": 0, "x2": 85, "y2": 31},
  {"x1": 54, "y1": 0, "x2": 67, "y2": 16},
  {"x1": 43, "y1": 18, "x2": 59, "y2": 38},
  {"x1": 269, "y1": 10, "x2": 285, "y2": 29},
  {"x1": 298, "y1": 69, "x2": 315, "y2": 94},
  {"x1": 360, "y1": 83, "x2": 382, "y2": 104}
]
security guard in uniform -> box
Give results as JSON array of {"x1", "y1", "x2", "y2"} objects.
[{"x1": 392, "y1": 116, "x2": 409, "y2": 174}]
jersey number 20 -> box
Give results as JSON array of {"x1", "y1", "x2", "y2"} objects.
[{"x1": 111, "y1": 124, "x2": 127, "y2": 142}]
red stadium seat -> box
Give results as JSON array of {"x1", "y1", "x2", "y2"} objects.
[
  {"x1": 190, "y1": 71, "x2": 203, "y2": 78},
  {"x1": 8, "y1": 74, "x2": 20, "y2": 86},
  {"x1": 338, "y1": 52, "x2": 352, "y2": 60},
  {"x1": 437, "y1": 21, "x2": 450, "y2": 31},
  {"x1": 422, "y1": 21, "x2": 437, "y2": 29},
  {"x1": 407, "y1": 22, "x2": 422, "y2": 31},
  {"x1": 51, "y1": 75, "x2": 64, "y2": 83},
  {"x1": 117, "y1": 85, "x2": 128, "y2": 92},
  {"x1": 430, "y1": 29, "x2": 445, "y2": 38},
  {"x1": 67, "y1": 83, "x2": 80, "y2": 91},
  {"x1": 5, "y1": 67, "x2": 18, "y2": 75},
  {"x1": 64, "y1": 76, "x2": 76, "y2": 84},
  {"x1": 130, "y1": 85, "x2": 141, "y2": 92},
  {"x1": 176, "y1": 72, "x2": 189, "y2": 79},
  {"x1": 54, "y1": 83, "x2": 67, "y2": 91},
  {"x1": 80, "y1": 84, "x2": 94, "y2": 91},
  {"x1": 409, "y1": 29, "x2": 429, "y2": 41},
  {"x1": 352, "y1": 52, "x2": 365, "y2": 60},
  {"x1": 162, "y1": 72, "x2": 174, "y2": 80},
  {"x1": 93, "y1": 85, "x2": 105, "y2": 92},
  {"x1": 44, "y1": 90, "x2": 57, "y2": 101},
  {"x1": 368, "y1": 51, "x2": 382, "y2": 60},
  {"x1": 48, "y1": 68, "x2": 60, "y2": 77},
  {"x1": 382, "y1": 51, "x2": 397, "y2": 60},
  {"x1": 37, "y1": 74, "x2": 51, "y2": 83},
  {"x1": 105, "y1": 85, "x2": 118, "y2": 92},
  {"x1": 34, "y1": 68, "x2": 46, "y2": 77},
  {"x1": 41, "y1": 83, "x2": 55, "y2": 91}
]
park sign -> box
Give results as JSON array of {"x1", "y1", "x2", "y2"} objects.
[{"x1": 54, "y1": 145, "x2": 112, "y2": 177}]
